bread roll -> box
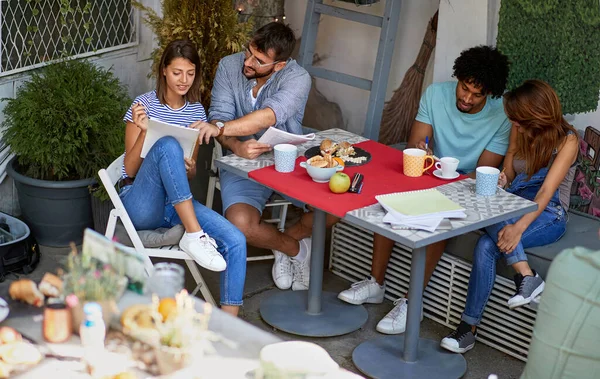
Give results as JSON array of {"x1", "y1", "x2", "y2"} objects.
[
  {"x1": 38, "y1": 273, "x2": 63, "y2": 298},
  {"x1": 320, "y1": 139, "x2": 338, "y2": 155},
  {"x1": 8, "y1": 279, "x2": 44, "y2": 307}
]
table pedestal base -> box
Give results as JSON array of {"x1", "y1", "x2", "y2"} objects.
[
  {"x1": 260, "y1": 290, "x2": 368, "y2": 337},
  {"x1": 352, "y1": 335, "x2": 467, "y2": 379}
]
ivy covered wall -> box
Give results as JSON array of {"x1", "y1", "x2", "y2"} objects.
[{"x1": 497, "y1": 0, "x2": 600, "y2": 115}]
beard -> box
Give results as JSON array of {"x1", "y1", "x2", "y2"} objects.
[{"x1": 242, "y1": 65, "x2": 275, "y2": 80}]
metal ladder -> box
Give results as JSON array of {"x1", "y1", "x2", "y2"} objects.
[{"x1": 297, "y1": 0, "x2": 402, "y2": 141}]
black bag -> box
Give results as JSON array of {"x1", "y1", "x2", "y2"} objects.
[{"x1": 0, "y1": 213, "x2": 40, "y2": 282}]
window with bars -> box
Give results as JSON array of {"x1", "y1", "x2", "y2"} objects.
[{"x1": 0, "y1": 0, "x2": 136, "y2": 75}]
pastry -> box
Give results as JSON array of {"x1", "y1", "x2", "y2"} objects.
[
  {"x1": 120, "y1": 304, "x2": 160, "y2": 345},
  {"x1": 320, "y1": 139, "x2": 339, "y2": 155},
  {"x1": 308, "y1": 156, "x2": 329, "y2": 168},
  {"x1": 0, "y1": 327, "x2": 21, "y2": 344},
  {"x1": 0, "y1": 361, "x2": 11, "y2": 378},
  {"x1": 0, "y1": 341, "x2": 42, "y2": 365},
  {"x1": 8, "y1": 279, "x2": 44, "y2": 307},
  {"x1": 337, "y1": 141, "x2": 355, "y2": 156},
  {"x1": 38, "y1": 273, "x2": 63, "y2": 298}
]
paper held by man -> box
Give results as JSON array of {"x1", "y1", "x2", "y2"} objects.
[
  {"x1": 257, "y1": 126, "x2": 316, "y2": 146},
  {"x1": 140, "y1": 118, "x2": 199, "y2": 160}
]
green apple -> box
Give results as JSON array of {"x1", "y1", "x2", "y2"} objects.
[{"x1": 329, "y1": 172, "x2": 351, "y2": 194}]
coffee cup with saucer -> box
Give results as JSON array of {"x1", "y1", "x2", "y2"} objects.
[{"x1": 433, "y1": 157, "x2": 460, "y2": 180}]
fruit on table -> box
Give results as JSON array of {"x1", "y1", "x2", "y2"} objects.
[
  {"x1": 329, "y1": 173, "x2": 351, "y2": 194},
  {"x1": 0, "y1": 327, "x2": 21, "y2": 345},
  {"x1": 158, "y1": 298, "x2": 177, "y2": 321}
]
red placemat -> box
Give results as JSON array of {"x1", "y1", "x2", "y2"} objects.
[{"x1": 248, "y1": 140, "x2": 466, "y2": 218}]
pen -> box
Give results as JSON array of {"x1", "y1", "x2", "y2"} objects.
[{"x1": 425, "y1": 136, "x2": 429, "y2": 152}]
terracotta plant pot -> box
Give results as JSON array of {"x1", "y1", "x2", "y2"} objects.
[{"x1": 70, "y1": 299, "x2": 118, "y2": 334}]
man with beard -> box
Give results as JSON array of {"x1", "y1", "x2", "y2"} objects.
[
  {"x1": 336, "y1": 45, "x2": 512, "y2": 335},
  {"x1": 200, "y1": 22, "x2": 323, "y2": 293}
]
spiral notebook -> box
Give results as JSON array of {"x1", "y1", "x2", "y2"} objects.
[{"x1": 376, "y1": 189, "x2": 466, "y2": 232}]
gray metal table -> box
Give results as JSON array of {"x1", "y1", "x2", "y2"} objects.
[
  {"x1": 215, "y1": 129, "x2": 372, "y2": 337},
  {"x1": 346, "y1": 179, "x2": 537, "y2": 378}
]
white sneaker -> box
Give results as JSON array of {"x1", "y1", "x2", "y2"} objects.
[
  {"x1": 291, "y1": 238, "x2": 311, "y2": 291},
  {"x1": 337, "y1": 276, "x2": 385, "y2": 305},
  {"x1": 272, "y1": 250, "x2": 292, "y2": 290},
  {"x1": 179, "y1": 233, "x2": 226, "y2": 272},
  {"x1": 376, "y1": 298, "x2": 423, "y2": 335}
]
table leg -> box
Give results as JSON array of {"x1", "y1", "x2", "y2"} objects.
[
  {"x1": 260, "y1": 209, "x2": 368, "y2": 337},
  {"x1": 352, "y1": 246, "x2": 467, "y2": 378}
]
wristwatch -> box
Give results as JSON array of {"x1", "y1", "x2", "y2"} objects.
[{"x1": 216, "y1": 121, "x2": 225, "y2": 137}]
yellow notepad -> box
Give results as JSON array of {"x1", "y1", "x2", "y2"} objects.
[{"x1": 375, "y1": 189, "x2": 464, "y2": 217}]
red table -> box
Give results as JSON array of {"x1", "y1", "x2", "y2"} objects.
[{"x1": 219, "y1": 136, "x2": 464, "y2": 338}]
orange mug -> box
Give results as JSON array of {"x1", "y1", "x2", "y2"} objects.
[{"x1": 403, "y1": 148, "x2": 434, "y2": 177}]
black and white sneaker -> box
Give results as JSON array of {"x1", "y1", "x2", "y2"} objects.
[
  {"x1": 440, "y1": 321, "x2": 477, "y2": 354},
  {"x1": 508, "y1": 272, "x2": 545, "y2": 309}
]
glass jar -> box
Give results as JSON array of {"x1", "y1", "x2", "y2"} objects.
[
  {"x1": 43, "y1": 300, "x2": 72, "y2": 343},
  {"x1": 146, "y1": 263, "x2": 185, "y2": 299}
]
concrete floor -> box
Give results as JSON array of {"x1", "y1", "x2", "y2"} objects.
[{"x1": 9, "y1": 242, "x2": 525, "y2": 379}]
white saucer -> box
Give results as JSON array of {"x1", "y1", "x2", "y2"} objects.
[
  {"x1": 0, "y1": 298, "x2": 9, "y2": 323},
  {"x1": 433, "y1": 170, "x2": 459, "y2": 180}
]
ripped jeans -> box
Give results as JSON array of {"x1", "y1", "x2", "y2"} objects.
[
  {"x1": 119, "y1": 137, "x2": 247, "y2": 306},
  {"x1": 461, "y1": 168, "x2": 566, "y2": 325}
]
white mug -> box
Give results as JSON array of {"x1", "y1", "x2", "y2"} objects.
[{"x1": 435, "y1": 157, "x2": 460, "y2": 178}]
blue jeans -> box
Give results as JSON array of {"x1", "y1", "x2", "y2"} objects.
[
  {"x1": 461, "y1": 203, "x2": 566, "y2": 325},
  {"x1": 119, "y1": 137, "x2": 247, "y2": 306}
]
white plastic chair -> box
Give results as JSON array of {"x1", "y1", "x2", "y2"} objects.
[
  {"x1": 98, "y1": 155, "x2": 216, "y2": 305},
  {"x1": 206, "y1": 140, "x2": 291, "y2": 262}
]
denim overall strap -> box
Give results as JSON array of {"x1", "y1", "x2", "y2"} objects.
[{"x1": 507, "y1": 167, "x2": 561, "y2": 209}]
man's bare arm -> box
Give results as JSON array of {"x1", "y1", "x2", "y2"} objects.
[{"x1": 406, "y1": 120, "x2": 433, "y2": 149}]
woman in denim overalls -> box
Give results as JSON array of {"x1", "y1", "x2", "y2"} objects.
[{"x1": 440, "y1": 80, "x2": 579, "y2": 354}]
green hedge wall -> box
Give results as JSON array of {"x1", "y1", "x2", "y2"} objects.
[{"x1": 497, "y1": 0, "x2": 600, "y2": 114}]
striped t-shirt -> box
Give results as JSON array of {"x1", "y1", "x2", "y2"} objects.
[{"x1": 121, "y1": 90, "x2": 207, "y2": 178}]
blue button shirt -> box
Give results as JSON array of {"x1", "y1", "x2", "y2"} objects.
[
  {"x1": 208, "y1": 52, "x2": 311, "y2": 141},
  {"x1": 416, "y1": 81, "x2": 511, "y2": 173}
]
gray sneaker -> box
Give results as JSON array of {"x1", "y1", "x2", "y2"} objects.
[
  {"x1": 440, "y1": 321, "x2": 477, "y2": 354},
  {"x1": 508, "y1": 272, "x2": 545, "y2": 309}
]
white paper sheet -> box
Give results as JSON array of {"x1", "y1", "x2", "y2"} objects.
[
  {"x1": 257, "y1": 127, "x2": 316, "y2": 146},
  {"x1": 141, "y1": 118, "x2": 199, "y2": 159}
]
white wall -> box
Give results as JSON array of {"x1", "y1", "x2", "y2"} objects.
[
  {"x1": 285, "y1": 0, "x2": 439, "y2": 135},
  {"x1": 433, "y1": 0, "x2": 495, "y2": 83}
]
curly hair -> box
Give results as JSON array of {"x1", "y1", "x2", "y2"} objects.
[{"x1": 453, "y1": 45, "x2": 509, "y2": 99}]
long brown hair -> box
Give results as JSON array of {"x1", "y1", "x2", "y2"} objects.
[
  {"x1": 156, "y1": 40, "x2": 201, "y2": 104},
  {"x1": 503, "y1": 80, "x2": 578, "y2": 177}
]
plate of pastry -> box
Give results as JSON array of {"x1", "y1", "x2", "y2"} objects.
[{"x1": 304, "y1": 139, "x2": 371, "y2": 166}]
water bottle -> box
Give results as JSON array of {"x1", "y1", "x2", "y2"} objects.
[{"x1": 79, "y1": 302, "x2": 106, "y2": 362}]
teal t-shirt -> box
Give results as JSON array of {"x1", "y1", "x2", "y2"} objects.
[{"x1": 415, "y1": 81, "x2": 511, "y2": 173}]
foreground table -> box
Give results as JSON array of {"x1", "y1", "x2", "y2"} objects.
[
  {"x1": 3, "y1": 292, "x2": 281, "y2": 378},
  {"x1": 216, "y1": 129, "x2": 371, "y2": 337},
  {"x1": 345, "y1": 179, "x2": 537, "y2": 378}
]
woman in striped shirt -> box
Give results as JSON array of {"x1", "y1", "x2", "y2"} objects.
[{"x1": 120, "y1": 40, "x2": 247, "y2": 316}]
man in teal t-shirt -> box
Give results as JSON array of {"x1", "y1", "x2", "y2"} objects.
[
  {"x1": 415, "y1": 80, "x2": 510, "y2": 173},
  {"x1": 337, "y1": 45, "x2": 511, "y2": 335}
]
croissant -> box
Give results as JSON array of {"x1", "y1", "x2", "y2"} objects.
[{"x1": 8, "y1": 279, "x2": 44, "y2": 307}]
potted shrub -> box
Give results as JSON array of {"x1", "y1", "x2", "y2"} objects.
[{"x1": 2, "y1": 59, "x2": 131, "y2": 246}]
